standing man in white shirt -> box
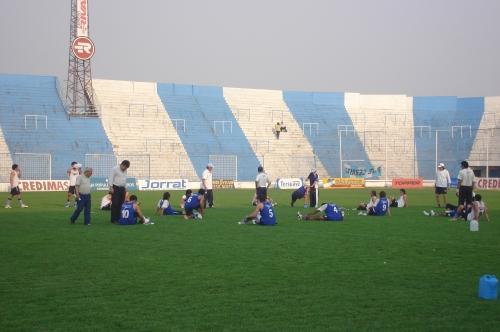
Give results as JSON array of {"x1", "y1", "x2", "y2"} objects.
[
  {"x1": 452, "y1": 160, "x2": 475, "y2": 221},
  {"x1": 202, "y1": 163, "x2": 214, "y2": 208},
  {"x1": 435, "y1": 162, "x2": 451, "y2": 207},
  {"x1": 108, "y1": 160, "x2": 130, "y2": 224},
  {"x1": 5, "y1": 164, "x2": 28, "y2": 208},
  {"x1": 66, "y1": 161, "x2": 82, "y2": 208},
  {"x1": 255, "y1": 166, "x2": 271, "y2": 201}
]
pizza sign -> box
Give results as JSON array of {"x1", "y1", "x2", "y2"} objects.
[{"x1": 72, "y1": 36, "x2": 95, "y2": 60}]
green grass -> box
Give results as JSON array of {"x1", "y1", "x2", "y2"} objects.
[{"x1": 1, "y1": 188, "x2": 499, "y2": 331}]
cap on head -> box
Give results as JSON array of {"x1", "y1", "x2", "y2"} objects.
[
  {"x1": 207, "y1": 163, "x2": 214, "y2": 169},
  {"x1": 311, "y1": 168, "x2": 317, "y2": 173},
  {"x1": 438, "y1": 163, "x2": 445, "y2": 168},
  {"x1": 258, "y1": 166, "x2": 264, "y2": 172}
]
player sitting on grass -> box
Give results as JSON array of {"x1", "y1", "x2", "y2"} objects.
[
  {"x1": 180, "y1": 189, "x2": 192, "y2": 210},
  {"x1": 156, "y1": 192, "x2": 183, "y2": 216},
  {"x1": 291, "y1": 184, "x2": 309, "y2": 207},
  {"x1": 184, "y1": 189, "x2": 205, "y2": 220},
  {"x1": 357, "y1": 190, "x2": 377, "y2": 211},
  {"x1": 239, "y1": 195, "x2": 277, "y2": 226},
  {"x1": 118, "y1": 195, "x2": 153, "y2": 225},
  {"x1": 470, "y1": 194, "x2": 489, "y2": 222},
  {"x1": 390, "y1": 189, "x2": 408, "y2": 208},
  {"x1": 297, "y1": 202, "x2": 343, "y2": 221},
  {"x1": 359, "y1": 191, "x2": 391, "y2": 216},
  {"x1": 100, "y1": 193, "x2": 112, "y2": 210}
]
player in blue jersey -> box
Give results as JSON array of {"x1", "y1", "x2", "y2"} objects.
[
  {"x1": 368, "y1": 191, "x2": 391, "y2": 216},
  {"x1": 118, "y1": 195, "x2": 153, "y2": 225},
  {"x1": 156, "y1": 192, "x2": 183, "y2": 216},
  {"x1": 183, "y1": 189, "x2": 205, "y2": 220},
  {"x1": 291, "y1": 184, "x2": 309, "y2": 207},
  {"x1": 239, "y1": 196, "x2": 277, "y2": 226},
  {"x1": 297, "y1": 202, "x2": 343, "y2": 221}
]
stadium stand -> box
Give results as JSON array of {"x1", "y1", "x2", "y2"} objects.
[
  {"x1": 0, "y1": 126, "x2": 13, "y2": 182},
  {"x1": 284, "y1": 91, "x2": 373, "y2": 178},
  {"x1": 468, "y1": 96, "x2": 500, "y2": 177},
  {"x1": 345, "y1": 93, "x2": 416, "y2": 179},
  {"x1": 2, "y1": 74, "x2": 499, "y2": 182},
  {"x1": 0, "y1": 74, "x2": 113, "y2": 179},
  {"x1": 92, "y1": 79, "x2": 198, "y2": 180},
  {"x1": 223, "y1": 87, "x2": 328, "y2": 181},
  {"x1": 413, "y1": 96, "x2": 485, "y2": 179},
  {"x1": 156, "y1": 83, "x2": 260, "y2": 180}
]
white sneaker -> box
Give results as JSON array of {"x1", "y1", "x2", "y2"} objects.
[
  {"x1": 21, "y1": 204, "x2": 29, "y2": 208},
  {"x1": 430, "y1": 210, "x2": 436, "y2": 216},
  {"x1": 423, "y1": 211, "x2": 430, "y2": 216},
  {"x1": 297, "y1": 212, "x2": 303, "y2": 220},
  {"x1": 5, "y1": 205, "x2": 11, "y2": 209}
]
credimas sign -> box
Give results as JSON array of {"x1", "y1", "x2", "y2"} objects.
[{"x1": 137, "y1": 179, "x2": 188, "y2": 191}]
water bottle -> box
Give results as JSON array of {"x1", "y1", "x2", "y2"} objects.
[
  {"x1": 469, "y1": 220, "x2": 479, "y2": 232},
  {"x1": 478, "y1": 275, "x2": 498, "y2": 300}
]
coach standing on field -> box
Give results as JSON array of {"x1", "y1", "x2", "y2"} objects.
[
  {"x1": 202, "y1": 163, "x2": 214, "y2": 208},
  {"x1": 255, "y1": 166, "x2": 271, "y2": 201},
  {"x1": 109, "y1": 160, "x2": 130, "y2": 224},
  {"x1": 307, "y1": 168, "x2": 319, "y2": 208},
  {"x1": 452, "y1": 160, "x2": 475, "y2": 221}
]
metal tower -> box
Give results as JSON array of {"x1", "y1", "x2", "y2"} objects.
[{"x1": 66, "y1": 0, "x2": 96, "y2": 115}]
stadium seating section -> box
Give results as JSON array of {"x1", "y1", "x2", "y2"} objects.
[{"x1": 1, "y1": 73, "x2": 499, "y2": 181}]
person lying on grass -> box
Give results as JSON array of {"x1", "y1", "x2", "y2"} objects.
[{"x1": 297, "y1": 202, "x2": 343, "y2": 221}]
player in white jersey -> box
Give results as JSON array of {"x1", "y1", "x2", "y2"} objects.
[
  {"x1": 5, "y1": 164, "x2": 28, "y2": 208},
  {"x1": 66, "y1": 161, "x2": 82, "y2": 207}
]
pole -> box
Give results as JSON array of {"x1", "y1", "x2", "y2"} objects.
[
  {"x1": 486, "y1": 129, "x2": 490, "y2": 179},
  {"x1": 435, "y1": 130, "x2": 438, "y2": 172},
  {"x1": 339, "y1": 130, "x2": 343, "y2": 178}
]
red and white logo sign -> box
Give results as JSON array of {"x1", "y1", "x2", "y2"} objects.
[{"x1": 72, "y1": 36, "x2": 95, "y2": 60}]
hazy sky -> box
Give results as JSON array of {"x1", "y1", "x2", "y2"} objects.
[{"x1": 1, "y1": 0, "x2": 499, "y2": 96}]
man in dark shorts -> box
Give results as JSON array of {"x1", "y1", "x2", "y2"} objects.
[
  {"x1": 451, "y1": 161, "x2": 475, "y2": 221},
  {"x1": 5, "y1": 164, "x2": 28, "y2": 208}
]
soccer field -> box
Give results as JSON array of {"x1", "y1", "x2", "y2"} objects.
[{"x1": 1, "y1": 188, "x2": 499, "y2": 331}]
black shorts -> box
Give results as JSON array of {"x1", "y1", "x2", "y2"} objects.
[
  {"x1": 256, "y1": 187, "x2": 267, "y2": 201},
  {"x1": 435, "y1": 187, "x2": 447, "y2": 195},
  {"x1": 10, "y1": 186, "x2": 21, "y2": 196},
  {"x1": 68, "y1": 186, "x2": 76, "y2": 194},
  {"x1": 458, "y1": 186, "x2": 473, "y2": 206}
]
